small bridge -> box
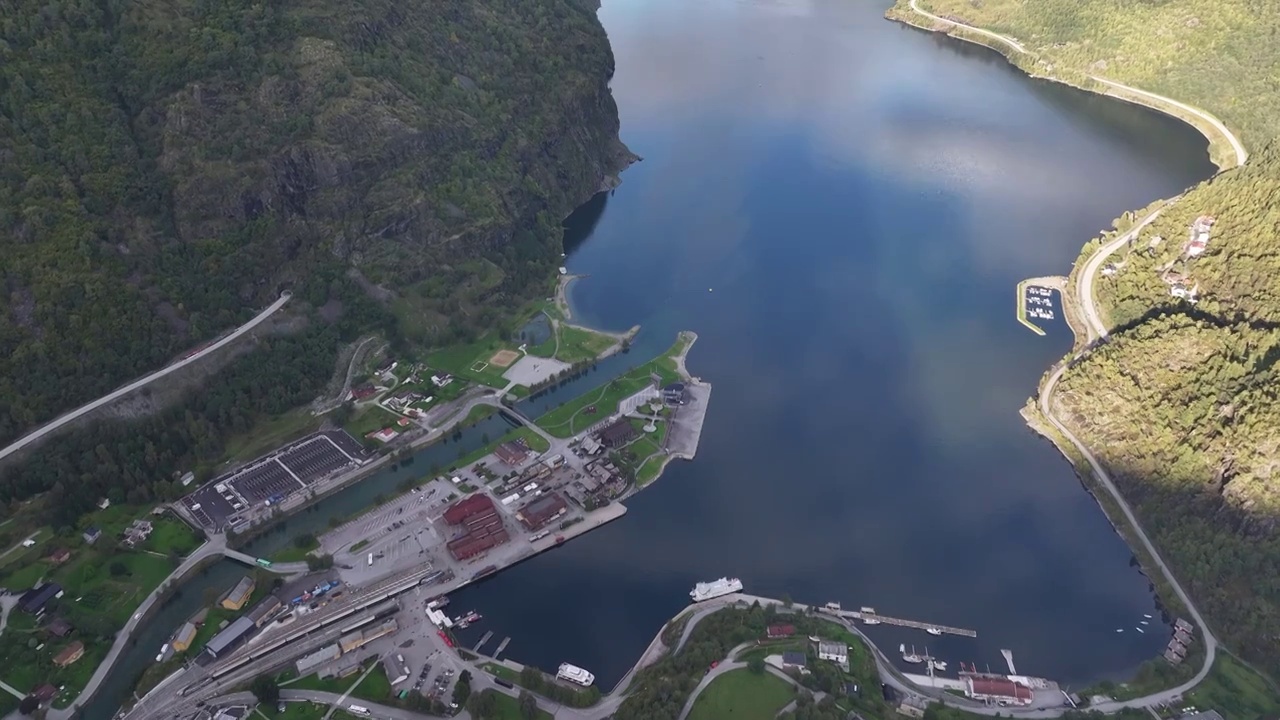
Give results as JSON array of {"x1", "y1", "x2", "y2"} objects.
[{"x1": 221, "y1": 548, "x2": 309, "y2": 575}]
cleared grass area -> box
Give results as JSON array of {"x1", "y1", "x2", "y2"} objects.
[
  {"x1": 482, "y1": 662, "x2": 520, "y2": 683},
  {"x1": 288, "y1": 662, "x2": 393, "y2": 704},
  {"x1": 428, "y1": 337, "x2": 519, "y2": 389},
  {"x1": 687, "y1": 668, "x2": 794, "y2": 720},
  {"x1": 142, "y1": 517, "x2": 203, "y2": 557},
  {"x1": 343, "y1": 405, "x2": 404, "y2": 445},
  {"x1": 555, "y1": 324, "x2": 617, "y2": 364},
  {"x1": 535, "y1": 336, "x2": 684, "y2": 439},
  {"x1": 1186, "y1": 652, "x2": 1280, "y2": 720},
  {"x1": 221, "y1": 407, "x2": 320, "y2": 464},
  {"x1": 474, "y1": 689, "x2": 555, "y2": 720}
]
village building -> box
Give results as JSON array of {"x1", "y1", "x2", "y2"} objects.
[
  {"x1": 781, "y1": 651, "x2": 807, "y2": 670},
  {"x1": 598, "y1": 420, "x2": 637, "y2": 449},
  {"x1": 1187, "y1": 215, "x2": 1215, "y2": 257},
  {"x1": 221, "y1": 576, "x2": 255, "y2": 611},
  {"x1": 766, "y1": 624, "x2": 795, "y2": 639},
  {"x1": 817, "y1": 640, "x2": 848, "y2": 664},
  {"x1": 47, "y1": 548, "x2": 71, "y2": 565},
  {"x1": 82, "y1": 527, "x2": 101, "y2": 545},
  {"x1": 53, "y1": 641, "x2": 85, "y2": 667},
  {"x1": 964, "y1": 675, "x2": 1034, "y2": 706},
  {"x1": 45, "y1": 617, "x2": 73, "y2": 638},
  {"x1": 171, "y1": 622, "x2": 198, "y2": 652},
  {"x1": 494, "y1": 440, "x2": 531, "y2": 466},
  {"x1": 19, "y1": 583, "x2": 63, "y2": 615}
]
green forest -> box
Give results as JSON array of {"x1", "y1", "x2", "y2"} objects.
[
  {"x1": 1052, "y1": 144, "x2": 1280, "y2": 679},
  {"x1": 908, "y1": 0, "x2": 1280, "y2": 151},
  {"x1": 0, "y1": 0, "x2": 628, "y2": 449}
]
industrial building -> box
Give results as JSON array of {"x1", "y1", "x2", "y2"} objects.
[
  {"x1": 247, "y1": 596, "x2": 282, "y2": 626},
  {"x1": 443, "y1": 494, "x2": 510, "y2": 561},
  {"x1": 382, "y1": 653, "x2": 410, "y2": 685},
  {"x1": 963, "y1": 675, "x2": 1033, "y2": 706},
  {"x1": 296, "y1": 644, "x2": 341, "y2": 675},
  {"x1": 221, "y1": 576, "x2": 255, "y2": 611},
  {"x1": 204, "y1": 616, "x2": 256, "y2": 659},
  {"x1": 171, "y1": 622, "x2": 198, "y2": 652},
  {"x1": 516, "y1": 493, "x2": 568, "y2": 530}
]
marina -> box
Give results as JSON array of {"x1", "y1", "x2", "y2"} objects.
[
  {"x1": 819, "y1": 605, "x2": 978, "y2": 638},
  {"x1": 473, "y1": 631, "x2": 493, "y2": 653},
  {"x1": 492, "y1": 636, "x2": 511, "y2": 659}
]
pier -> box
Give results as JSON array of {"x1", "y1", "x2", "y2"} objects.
[
  {"x1": 819, "y1": 607, "x2": 977, "y2": 638},
  {"x1": 492, "y1": 636, "x2": 511, "y2": 658},
  {"x1": 1001, "y1": 648, "x2": 1017, "y2": 674},
  {"x1": 473, "y1": 631, "x2": 493, "y2": 653}
]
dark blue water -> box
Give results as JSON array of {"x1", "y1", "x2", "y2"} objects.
[{"x1": 447, "y1": 0, "x2": 1215, "y2": 690}]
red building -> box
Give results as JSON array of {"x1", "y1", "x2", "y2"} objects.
[
  {"x1": 964, "y1": 676, "x2": 1034, "y2": 706},
  {"x1": 766, "y1": 624, "x2": 795, "y2": 639},
  {"x1": 444, "y1": 494, "x2": 496, "y2": 525}
]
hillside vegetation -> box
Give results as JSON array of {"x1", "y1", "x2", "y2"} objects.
[
  {"x1": 1053, "y1": 146, "x2": 1280, "y2": 678},
  {"x1": 0, "y1": 0, "x2": 630, "y2": 448},
  {"x1": 908, "y1": 0, "x2": 1280, "y2": 149}
]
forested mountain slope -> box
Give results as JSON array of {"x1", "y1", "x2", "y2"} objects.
[
  {"x1": 0, "y1": 0, "x2": 630, "y2": 447},
  {"x1": 1053, "y1": 145, "x2": 1280, "y2": 678},
  {"x1": 908, "y1": 0, "x2": 1280, "y2": 149}
]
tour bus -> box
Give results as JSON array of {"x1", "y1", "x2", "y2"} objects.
[
  {"x1": 348, "y1": 705, "x2": 370, "y2": 716},
  {"x1": 368, "y1": 552, "x2": 374, "y2": 566}
]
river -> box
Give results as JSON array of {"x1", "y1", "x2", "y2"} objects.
[{"x1": 84, "y1": 0, "x2": 1216, "y2": 715}]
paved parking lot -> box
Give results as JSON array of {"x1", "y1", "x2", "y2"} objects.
[{"x1": 182, "y1": 430, "x2": 368, "y2": 530}]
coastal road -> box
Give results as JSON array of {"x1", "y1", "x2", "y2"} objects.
[
  {"x1": 1076, "y1": 204, "x2": 1171, "y2": 342},
  {"x1": 904, "y1": 0, "x2": 1247, "y2": 170},
  {"x1": 0, "y1": 292, "x2": 292, "y2": 464}
]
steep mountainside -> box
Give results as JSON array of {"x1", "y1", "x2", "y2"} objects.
[
  {"x1": 0, "y1": 0, "x2": 631, "y2": 446},
  {"x1": 1054, "y1": 145, "x2": 1280, "y2": 677}
]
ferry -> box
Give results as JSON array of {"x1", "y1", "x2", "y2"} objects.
[
  {"x1": 690, "y1": 577, "x2": 743, "y2": 603},
  {"x1": 557, "y1": 663, "x2": 595, "y2": 687},
  {"x1": 926, "y1": 627, "x2": 943, "y2": 636}
]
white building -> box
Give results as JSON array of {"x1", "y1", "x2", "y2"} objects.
[{"x1": 817, "y1": 640, "x2": 848, "y2": 664}]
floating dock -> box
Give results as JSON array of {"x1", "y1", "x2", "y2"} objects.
[
  {"x1": 820, "y1": 607, "x2": 977, "y2": 638},
  {"x1": 1001, "y1": 648, "x2": 1017, "y2": 674},
  {"x1": 473, "y1": 631, "x2": 493, "y2": 653},
  {"x1": 493, "y1": 637, "x2": 511, "y2": 658}
]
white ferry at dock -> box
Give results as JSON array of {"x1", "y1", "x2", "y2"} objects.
[
  {"x1": 557, "y1": 663, "x2": 595, "y2": 687},
  {"x1": 690, "y1": 577, "x2": 743, "y2": 602}
]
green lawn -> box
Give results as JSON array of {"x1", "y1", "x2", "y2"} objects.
[
  {"x1": 0, "y1": 526, "x2": 51, "y2": 570},
  {"x1": 462, "y1": 404, "x2": 498, "y2": 426},
  {"x1": 535, "y1": 336, "x2": 684, "y2": 438},
  {"x1": 56, "y1": 550, "x2": 174, "y2": 625},
  {"x1": 688, "y1": 668, "x2": 795, "y2": 720},
  {"x1": 476, "y1": 690, "x2": 555, "y2": 720},
  {"x1": 482, "y1": 662, "x2": 520, "y2": 683},
  {"x1": 262, "y1": 702, "x2": 363, "y2": 720},
  {"x1": 270, "y1": 534, "x2": 318, "y2": 564},
  {"x1": 1186, "y1": 652, "x2": 1280, "y2": 720},
  {"x1": 343, "y1": 405, "x2": 404, "y2": 445},
  {"x1": 554, "y1": 324, "x2": 617, "y2": 364},
  {"x1": 287, "y1": 662, "x2": 393, "y2": 703},
  {"x1": 142, "y1": 517, "x2": 203, "y2": 557},
  {"x1": 428, "y1": 337, "x2": 519, "y2": 389}
]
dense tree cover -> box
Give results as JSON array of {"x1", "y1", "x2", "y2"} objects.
[
  {"x1": 617, "y1": 605, "x2": 889, "y2": 720},
  {"x1": 1054, "y1": 147, "x2": 1280, "y2": 677},
  {"x1": 1096, "y1": 142, "x2": 1280, "y2": 327},
  {"x1": 907, "y1": 0, "x2": 1280, "y2": 150},
  {"x1": 0, "y1": 0, "x2": 628, "y2": 446},
  {"x1": 0, "y1": 272, "x2": 385, "y2": 527}
]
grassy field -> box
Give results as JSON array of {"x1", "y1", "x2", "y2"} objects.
[
  {"x1": 687, "y1": 668, "x2": 794, "y2": 720},
  {"x1": 221, "y1": 407, "x2": 320, "y2": 464},
  {"x1": 287, "y1": 662, "x2": 393, "y2": 703},
  {"x1": 57, "y1": 551, "x2": 174, "y2": 626},
  {"x1": 142, "y1": 517, "x2": 203, "y2": 557},
  {"x1": 343, "y1": 405, "x2": 404, "y2": 445},
  {"x1": 475, "y1": 689, "x2": 556, "y2": 720},
  {"x1": 535, "y1": 336, "x2": 684, "y2": 438},
  {"x1": 270, "y1": 534, "x2": 319, "y2": 564},
  {"x1": 527, "y1": 321, "x2": 616, "y2": 365},
  {"x1": 1186, "y1": 652, "x2": 1280, "y2": 720},
  {"x1": 429, "y1": 337, "x2": 519, "y2": 389},
  {"x1": 263, "y1": 701, "x2": 363, "y2": 720}
]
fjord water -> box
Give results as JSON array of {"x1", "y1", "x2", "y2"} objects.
[{"x1": 450, "y1": 0, "x2": 1216, "y2": 688}]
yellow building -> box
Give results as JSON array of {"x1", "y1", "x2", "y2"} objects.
[
  {"x1": 171, "y1": 622, "x2": 198, "y2": 652},
  {"x1": 221, "y1": 576, "x2": 255, "y2": 611}
]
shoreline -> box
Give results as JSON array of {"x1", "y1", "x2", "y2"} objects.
[{"x1": 886, "y1": 0, "x2": 1247, "y2": 171}]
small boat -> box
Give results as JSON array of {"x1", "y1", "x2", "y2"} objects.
[
  {"x1": 931, "y1": 660, "x2": 948, "y2": 672},
  {"x1": 1140, "y1": 620, "x2": 1150, "y2": 625},
  {"x1": 899, "y1": 643, "x2": 905, "y2": 653},
  {"x1": 1135, "y1": 627, "x2": 1145, "y2": 634},
  {"x1": 1143, "y1": 614, "x2": 1153, "y2": 619},
  {"x1": 903, "y1": 645, "x2": 923, "y2": 664},
  {"x1": 926, "y1": 627, "x2": 942, "y2": 636},
  {"x1": 1116, "y1": 628, "x2": 1124, "y2": 633}
]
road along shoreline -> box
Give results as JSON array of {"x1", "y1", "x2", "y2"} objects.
[{"x1": 886, "y1": 0, "x2": 1248, "y2": 171}]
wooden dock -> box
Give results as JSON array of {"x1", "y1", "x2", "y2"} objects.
[
  {"x1": 473, "y1": 631, "x2": 493, "y2": 652},
  {"x1": 493, "y1": 637, "x2": 511, "y2": 658},
  {"x1": 820, "y1": 608, "x2": 977, "y2": 638}
]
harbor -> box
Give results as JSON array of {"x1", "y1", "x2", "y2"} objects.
[
  {"x1": 818, "y1": 603, "x2": 978, "y2": 638},
  {"x1": 1015, "y1": 277, "x2": 1067, "y2": 336}
]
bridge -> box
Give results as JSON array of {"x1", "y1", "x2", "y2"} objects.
[
  {"x1": 819, "y1": 606, "x2": 977, "y2": 638},
  {"x1": 220, "y1": 548, "x2": 308, "y2": 575}
]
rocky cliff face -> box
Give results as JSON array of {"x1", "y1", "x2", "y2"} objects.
[{"x1": 0, "y1": 0, "x2": 632, "y2": 439}]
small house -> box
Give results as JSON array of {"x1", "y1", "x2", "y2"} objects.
[
  {"x1": 781, "y1": 651, "x2": 807, "y2": 669},
  {"x1": 19, "y1": 583, "x2": 63, "y2": 615},
  {"x1": 46, "y1": 617, "x2": 73, "y2": 638},
  {"x1": 766, "y1": 624, "x2": 795, "y2": 639},
  {"x1": 32, "y1": 685, "x2": 57, "y2": 704},
  {"x1": 53, "y1": 641, "x2": 85, "y2": 667},
  {"x1": 47, "y1": 548, "x2": 71, "y2": 565},
  {"x1": 817, "y1": 640, "x2": 848, "y2": 664},
  {"x1": 82, "y1": 527, "x2": 102, "y2": 545}
]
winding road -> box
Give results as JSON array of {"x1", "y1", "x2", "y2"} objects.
[
  {"x1": 905, "y1": 0, "x2": 1248, "y2": 169},
  {"x1": 0, "y1": 292, "x2": 292, "y2": 464}
]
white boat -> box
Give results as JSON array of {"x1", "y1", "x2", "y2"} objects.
[
  {"x1": 690, "y1": 577, "x2": 743, "y2": 602},
  {"x1": 1135, "y1": 627, "x2": 1145, "y2": 634},
  {"x1": 823, "y1": 602, "x2": 842, "y2": 612},
  {"x1": 1143, "y1": 614, "x2": 1153, "y2": 619},
  {"x1": 861, "y1": 607, "x2": 881, "y2": 625},
  {"x1": 557, "y1": 663, "x2": 595, "y2": 687},
  {"x1": 1140, "y1": 620, "x2": 1150, "y2": 625},
  {"x1": 1116, "y1": 628, "x2": 1124, "y2": 633},
  {"x1": 903, "y1": 645, "x2": 923, "y2": 664},
  {"x1": 926, "y1": 627, "x2": 942, "y2": 636},
  {"x1": 931, "y1": 660, "x2": 948, "y2": 672}
]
